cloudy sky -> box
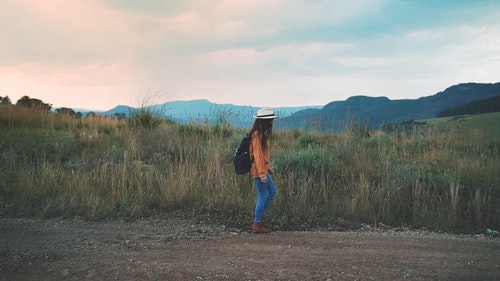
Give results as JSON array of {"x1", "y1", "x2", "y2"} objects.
[{"x1": 1, "y1": 0, "x2": 499, "y2": 110}]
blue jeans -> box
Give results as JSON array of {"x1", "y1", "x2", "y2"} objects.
[{"x1": 254, "y1": 174, "x2": 277, "y2": 223}]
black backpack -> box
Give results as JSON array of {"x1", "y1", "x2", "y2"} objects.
[{"x1": 233, "y1": 133, "x2": 253, "y2": 175}]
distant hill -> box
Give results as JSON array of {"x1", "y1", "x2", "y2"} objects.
[
  {"x1": 102, "y1": 105, "x2": 134, "y2": 116},
  {"x1": 276, "y1": 82, "x2": 500, "y2": 132},
  {"x1": 70, "y1": 82, "x2": 500, "y2": 131},
  {"x1": 100, "y1": 99, "x2": 321, "y2": 128}
]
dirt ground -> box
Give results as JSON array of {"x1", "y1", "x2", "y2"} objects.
[{"x1": 1, "y1": 216, "x2": 499, "y2": 281}]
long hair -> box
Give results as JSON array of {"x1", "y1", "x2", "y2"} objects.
[{"x1": 249, "y1": 119, "x2": 274, "y2": 147}]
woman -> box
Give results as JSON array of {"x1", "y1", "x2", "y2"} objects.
[{"x1": 249, "y1": 107, "x2": 279, "y2": 233}]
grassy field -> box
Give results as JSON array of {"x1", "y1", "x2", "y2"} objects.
[
  {"x1": 1, "y1": 106, "x2": 499, "y2": 233},
  {"x1": 421, "y1": 112, "x2": 500, "y2": 134}
]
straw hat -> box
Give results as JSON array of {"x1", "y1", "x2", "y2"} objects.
[{"x1": 253, "y1": 107, "x2": 280, "y2": 119}]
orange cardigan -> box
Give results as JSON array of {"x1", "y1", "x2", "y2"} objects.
[{"x1": 250, "y1": 131, "x2": 271, "y2": 179}]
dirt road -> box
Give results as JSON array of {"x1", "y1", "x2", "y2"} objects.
[{"x1": 1, "y1": 216, "x2": 499, "y2": 280}]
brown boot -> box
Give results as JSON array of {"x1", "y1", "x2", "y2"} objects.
[
  {"x1": 253, "y1": 222, "x2": 272, "y2": 234},
  {"x1": 252, "y1": 217, "x2": 270, "y2": 229}
]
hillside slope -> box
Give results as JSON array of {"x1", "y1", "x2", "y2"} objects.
[{"x1": 277, "y1": 82, "x2": 500, "y2": 131}]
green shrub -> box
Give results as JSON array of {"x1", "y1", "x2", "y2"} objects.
[
  {"x1": 296, "y1": 132, "x2": 321, "y2": 148},
  {"x1": 128, "y1": 107, "x2": 165, "y2": 130}
]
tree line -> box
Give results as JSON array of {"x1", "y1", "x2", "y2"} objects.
[
  {"x1": 1, "y1": 95, "x2": 52, "y2": 111},
  {"x1": 0, "y1": 95, "x2": 128, "y2": 119},
  {"x1": 436, "y1": 95, "x2": 500, "y2": 117}
]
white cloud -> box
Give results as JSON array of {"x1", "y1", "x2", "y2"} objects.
[{"x1": 1, "y1": 0, "x2": 499, "y2": 110}]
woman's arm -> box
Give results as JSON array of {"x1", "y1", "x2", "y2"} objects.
[{"x1": 251, "y1": 132, "x2": 268, "y2": 180}]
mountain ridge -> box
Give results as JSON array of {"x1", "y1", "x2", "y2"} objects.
[
  {"x1": 277, "y1": 82, "x2": 500, "y2": 131},
  {"x1": 74, "y1": 82, "x2": 500, "y2": 130},
  {"x1": 99, "y1": 99, "x2": 322, "y2": 128}
]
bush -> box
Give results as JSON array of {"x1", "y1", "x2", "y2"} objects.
[
  {"x1": 296, "y1": 133, "x2": 321, "y2": 148},
  {"x1": 128, "y1": 107, "x2": 165, "y2": 130}
]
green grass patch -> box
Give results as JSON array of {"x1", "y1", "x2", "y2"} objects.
[
  {"x1": 1, "y1": 107, "x2": 499, "y2": 233},
  {"x1": 421, "y1": 112, "x2": 500, "y2": 134}
]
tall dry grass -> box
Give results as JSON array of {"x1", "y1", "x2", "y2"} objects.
[{"x1": 1, "y1": 107, "x2": 499, "y2": 233}]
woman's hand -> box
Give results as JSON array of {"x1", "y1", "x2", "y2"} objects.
[{"x1": 260, "y1": 175, "x2": 268, "y2": 183}]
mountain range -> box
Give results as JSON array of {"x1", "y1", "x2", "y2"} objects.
[
  {"x1": 277, "y1": 82, "x2": 500, "y2": 131},
  {"x1": 101, "y1": 99, "x2": 322, "y2": 128},
  {"x1": 96, "y1": 82, "x2": 500, "y2": 131}
]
